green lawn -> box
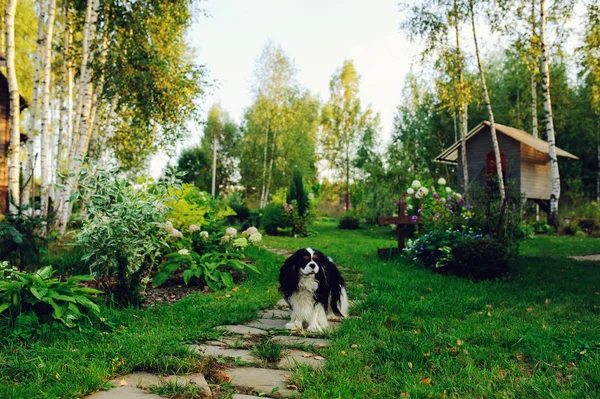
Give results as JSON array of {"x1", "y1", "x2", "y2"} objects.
[{"x1": 1, "y1": 222, "x2": 599, "y2": 398}]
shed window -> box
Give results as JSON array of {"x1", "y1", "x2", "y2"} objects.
[{"x1": 485, "y1": 151, "x2": 507, "y2": 175}]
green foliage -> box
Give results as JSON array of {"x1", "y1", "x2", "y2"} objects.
[
  {"x1": 165, "y1": 184, "x2": 235, "y2": 231},
  {"x1": 286, "y1": 168, "x2": 309, "y2": 217},
  {"x1": 241, "y1": 210, "x2": 261, "y2": 231},
  {"x1": 152, "y1": 250, "x2": 259, "y2": 291},
  {"x1": 0, "y1": 263, "x2": 101, "y2": 329},
  {"x1": 74, "y1": 168, "x2": 172, "y2": 304},
  {"x1": 252, "y1": 337, "x2": 283, "y2": 363},
  {"x1": 261, "y1": 203, "x2": 289, "y2": 235},
  {"x1": 176, "y1": 147, "x2": 211, "y2": 191},
  {"x1": 0, "y1": 208, "x2": 47, "y2": 268},
  {"x1": 448, "y1": 238, "x2": 511, "y2": 280},
  {"x1": 338, "y1": 213, "x2": 360, "y2": 230}
]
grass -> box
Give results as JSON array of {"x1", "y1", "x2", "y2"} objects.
[
  {"x1": 2, "y1": 222, "x2": 600, "y2": 398},
  {"x1": 262, "y1": 222, "x2": 600, "y2": 398},
  {"x1": 251, "y1": 336, "x2": 284, "y2": 363}
]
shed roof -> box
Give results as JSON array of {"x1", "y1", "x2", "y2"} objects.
[
  {"x1": 0, "y1": 53, "x2": 29, "y2": 111},
  {"x1": 434, "y1": 121, "x2": 579, "y2": 164}
]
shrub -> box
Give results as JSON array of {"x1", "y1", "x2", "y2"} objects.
[
  {"x1": 287, "y1": 168, "x2": 309, "y2": 218},
  {"x1": 166, "y1": 184, "x2": 235, "y2": 231},
  {"x1": 530, "y1": 220, "x2": 555, "y2": 235},
  {"x1": 0, "y1": 208, "x2": 48, "y2": 268},
  {"x1": 74, "y1": 168, "x2": 172, "y2": 305},
  {"x1": 261, "y1": 203, "x2": 288, "y2": 235},
  {"x1": 447, "y1": 238, "x2": 510, "y2": 280},
  {"x1": 241, "y1": 210, "x2": 261, "y2": 231},
  {"x1": 339, "y1": 213, "x2": 360, "y2": 230},
  {"x1": 0, "y1": 263, "x2": 102, "y2": 328}
]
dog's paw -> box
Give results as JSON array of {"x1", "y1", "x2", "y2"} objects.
[
  {"x1": 285, "y1": 322, "x2": 299, "y2": 330},
  {"x1": 306, "y1": 324, "x2": 324, "y2": 333}
]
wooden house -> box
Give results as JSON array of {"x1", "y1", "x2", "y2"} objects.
[
  {"x1": 434, "y1": 121, "x2": 578, "y2": 201},
  {"x1": 0, "y1": 54, "x2": 28, "y2": 214}
]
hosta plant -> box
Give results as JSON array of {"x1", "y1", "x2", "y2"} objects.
[{"x1": 0, "y1": 263, "x2": 102, "y2": 328}]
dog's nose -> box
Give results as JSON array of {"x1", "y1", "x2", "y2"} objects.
[{"x1": 309, "y1": 262, "x2": 317, "y2": 269}]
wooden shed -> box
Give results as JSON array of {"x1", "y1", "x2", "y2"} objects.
[
  {"x1": 434, "y1": 121, "x2": 578, "y2": 200},
  {"x1": 0, "y1": 56, "x2": 29, "y2": 214}
]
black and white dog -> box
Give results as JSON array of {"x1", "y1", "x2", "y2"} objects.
[{"x1": 279, "y1": 248, "x2": 348, "y2": 332}]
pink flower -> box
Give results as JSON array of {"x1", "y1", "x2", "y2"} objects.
[{"x1": 189, "y1": 224, "x2": 200, "y2": 233}]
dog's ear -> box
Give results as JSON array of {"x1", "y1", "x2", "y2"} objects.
[
  {"x1": 279, "y1": 251, "x2": 300, "y2": 298},
  {"x1": 318, "y1": 251, "x2": 346, "y2": 317}
]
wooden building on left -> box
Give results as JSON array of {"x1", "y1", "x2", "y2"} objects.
[{"x1": 0, "y1": 54, "x2": 29, "y2": 215}]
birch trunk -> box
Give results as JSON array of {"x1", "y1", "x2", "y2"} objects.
[
  {"x1": 470, "y1": 1, "x2": 505, "y2": 200},
  {"x1": 5, "y1": 0, "x2": 19, "y2": 214},
  {"x1": 40, "y1": 0, "x2": 57, "y2": 220},
  {"x1": 540, "y1": 0, "x2": 560, "y2": 227},
  {"x1": 67, "y1": 0, "x2": 94, "y2": 170},
  {"x1": 454, "y1": 0, "x2": 468, "y2": 190},
  {"x1": 87, "y1": 26, "x2": 109, "y2": 160},
  {"x1": 58, "y1": 0, "x2": 100, "y2": 234},
  {"x1": 531, "y1": 0, "x2": 539, "y2": 220},
  {"x1": 96, "y1": 96, "x2": 118, "y2": 168},
  {"x1": 265, "y1": 127, "x2": 277, "y2": 207},
  {"x1": 259, "y1": 118, "x2": 270, "y2": 208},
  {"x1": 23, "y1": 0, "x2": 48, "y2": 209},
  {"x1": 211, "y1": 137, "x2": 217, "y2": 197}
]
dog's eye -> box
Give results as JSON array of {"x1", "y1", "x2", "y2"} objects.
[
  {"x1": 313, "y1": 256, "x2": 318, "y2": 261},
  {"x1": 303, "y1": 255, "x2": 310, "y2": 260}
]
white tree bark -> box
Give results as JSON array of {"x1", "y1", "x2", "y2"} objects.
[
  {"x1": 454, "y1": 0, "x2": 468, "y2": 190},
  {"x1": 470, "y1": 1, "x2": 505, "y2": 200},
  {"x1": 259, "y1": 118, "x2": 270, "y2": 208},
  {"x1": 40, "y1": 0, "x2": 57, "y2": 220},
  {"x1": 540, "y1": 0, "x2": 560, "y2": 227},
  {"x1": 96, "y1": 95, "x2": 118, "y2": 168},
  {"x1": 211, "y1": 137, "x2": 217, "y2": 197},
  {"x1": 23, "y1": 0, "x2": 48, "y2": 209},
  {"x1": 58, "y1": 0, "x2": 100, "y2": 233},
  {"x1": 5, "y1": 0, "x2": 20, "y2": 214},
  {"x1": 87, "y1": 27, "x2": 110, "y2": 160}
]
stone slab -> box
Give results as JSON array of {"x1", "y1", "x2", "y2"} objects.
[
  {"x1": 164, "y1": 373, "x2": 212, "y2": 397},
  {"x1": 215, "y1": 324, "x2": 268, "y2": 336},
  {"x1": 277, "y1": 349, "x2": 325, "y2": 370},
  {"x1": 110, "y1": 372, "x2": 163, "y2": 389},
  {"x1": 190, "y1": 344, "x2": 257, "y2": 362},
  {"x1": 85, "y1": 386, "x2": 163, "y2": 399},
  {"x1": 225, "y1": 367, "x2": 296, "y2": 398},
  {"x1": 270, "y1": 336, "x2": 330, "y2": 348},
  {"x1": 246, "y1": 318, "x2": 289, "y2": 330},
  {"x1": 569, "y1": 254, "x2": 600, "y2": 261},
  {"x1": 207, "y1": 336, "x2": 251, "y2": 348},
  {"x1": 233, "y1": 395, "x2": 272, "y2": 399},
  {"x1": 260, "y1": 309, "x2": 291, "y2": 319}
]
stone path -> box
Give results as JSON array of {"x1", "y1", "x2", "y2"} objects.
[
  {"x1": 569, "y1": 254, "x2": 600, "y2": 262},
  {"x1": 83, "y1": 246, "x2": 344, "y2": 399}
]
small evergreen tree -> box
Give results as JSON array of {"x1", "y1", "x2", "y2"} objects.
[{"x1": 287, "y1": 167, "x2": 308, "y2": 216}]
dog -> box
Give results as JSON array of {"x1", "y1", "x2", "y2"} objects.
[{"x1": 279, "y1": 248, "x2": 348, "y2": 332}]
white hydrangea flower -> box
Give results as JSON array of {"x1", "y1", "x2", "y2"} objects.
[
  {"x1": 406, "y1": 188, "x2": 415, "y2": 195},
  {"x1": 438, "y1": 178, "x2": 446, "y2": 185},
  {"x1": 243, "y1": 226, "x2": 259, "y2": 236},
  {"x1": 411, "y1": 180, "x2": 421, "y2": 189},
  {"x1": 445, "y1": 187, "x2": 452, "y2": 193},
  {"x1": 440, "y1": 198, "x2": 447, "y2": 203},
  {"x1": 406, "y1": 204, "x2": 413, "y2": 211},
  {"x1": 456, "y1": 193, "x2": 462, "y2": 199},
  {"x1": 415, "y1": 191, "x2": 423, "y2": 199},
  {"x1": 189, "y1": 224, "x2": 200, "y2": 233},
  {"x1": 226, "y1": 227, "x2": 237, "y2": 237},
  {"x1": 221, "y1": 235, "x2": 231, "y2": 244},
  {"x1": 308, "y1": 192, "x2": 314, "y2": 200},
  {"x1": 200, "y1": 231, "x2": 209, "y2": 240},
  {"x1": 171, "y1": 228, "x2": 183, "y2": 239},
  {"x1": 421, "y1": 187, "x2": 429, "y2": 196},
  {"x1": 248, "y1": 232, "x2": 262, "y2": 244},
  {"x1": 233, "y1": 237, "x2": 248, "y2": 248},
  {"x1": 178, "y1": 249, "x2": 190, "y2": 255}
]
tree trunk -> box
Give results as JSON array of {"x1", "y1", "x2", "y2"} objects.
[
  {"x1": 86, "y1": 24, "x2": 109, "y2": 160},
  {"x1": 470, "y1": 1, "x2": 505, "y2": 200},
  {"x1": 96, "y1": 96, "x2": 118, "y2": 168},
  {"x1": 40, "y1": 0, "x2": 57, "y2": 220},
  {"x1": 5, "y1": 0, "x2": 19, "y2": 214},
  {"x1": 211, "y1": 137, "x2": 217, "y2": 197},
  {"x1": 265, "y1": 128, "x2": 277, "y2": 206},
  {"x1": 259, "y1": 118, "x2": 270, "y2": 208},
  {"x1": 58, "y1": 0, "x2": 100, "y2": 234},
  {"x1": 23, "y1": 0, "x2": 48, "y2": 210},
  {"x1": 454, "y1": 0, "x2": 468, "y2": 190},
  {"x1": 540, "y1": 0, "x2": 560, "y2": 227},
  {"x1": 531, "y1": 0, "x2": 539, "y2": 220}
]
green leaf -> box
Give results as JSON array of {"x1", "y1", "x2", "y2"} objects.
[
  {"x1": 183, "y1": 269, "x2": 193, "y2": 285},
  {"x1": 36, "y1": 266, "x2": 54, "y2": 280},
  {"x1": 74, "y1": 296, "x2": 100, "y2": 314},
  {"x1": 220, "y1": 272, "x2": 234, "y2": 288},
  {"x1": 30, "y1": 287, "x2": 42, "y2": 300},
  {"x1": 0, "y1": 303, "x2": 9, "y2": 313}
]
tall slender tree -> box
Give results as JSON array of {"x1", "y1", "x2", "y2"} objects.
[
  {"x1": 540, "y1": 0, "x2": 560, "y2": 227},
  {"x1": 5, "y1": 0, "x2": 19, "y2": 214}
]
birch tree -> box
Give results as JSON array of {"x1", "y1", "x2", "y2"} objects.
[
  {"x1": 39, "y1": 0, "x2": 57, "y2": 219},
  {"x1": 540, "y1": 0, "x2": 560, "y2": 227},
  {"x1": 5, "y1": 0, "x2": 19, "y2": 214},
  {"x1": 469, "y1": 0, "x2": 505, "y2": 199}
]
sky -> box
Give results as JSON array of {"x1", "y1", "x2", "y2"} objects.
[{"x1": 150, "y1": 0, "x2": 420, "y2": 177}]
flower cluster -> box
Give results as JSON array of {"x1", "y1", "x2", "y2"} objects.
[
  {"x1": 221, "y1": 226, "x2": 262, "y2": 249},
  {"x1": 401, "y1": 178, "x2": 469, "y2": 234},
  {"x1": 161, "y1": 221, "x2": 183, "y2": 239}
]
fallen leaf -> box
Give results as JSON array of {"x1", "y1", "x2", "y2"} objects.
[
  {"x1": 351, "y1": 344, "x2": 358, "y2": 349},
  {"x1": 400, "y1": 393, "x2": 410, "y2": 397},
  {"x1": 118, "y1": 379, "x2": 128, "y2": 387},
  {"x1": 340, "y1": 351, "x2": 347, "y2": 356},
  {"x1": 408, "y1": 362, "x2": 413, "y2": 369},
  {"x1": 317, "y1": 343, "x2": 327, "y2": 348},
  {"x1": 434, "y1": 348, "x2": 441, "y2": 354},
  {"x1": 516, "y1": 353, "x2": 524, "y2": 361},
  {"x1": 55, "y1": 373, "x2": 61, "y2": 381},
  {"x1": 427, "y1": 287, "x2": 432, "y2": 292},
  {"x1": 457, "y1": 340, "x2": 464, "y2": 346},
  {"x1": 423, "y1": 351, "x2": 430, "y2": 357},
  {"x1": 232, "y1": 286, "x2": 239, "y2": 292},
  {"x1": 420, "y1": 296, "x2": 425, "y2": 300},
  {"x1": 132, "y1": 314, "x2": 139, "y2": 318},
  {"x1": 414, "y1": 329, "x2": 421, "y2": 334},
  {"x1": 487, "y1": 311, "x2": 492, "y2": 317},
  {"x1": 545, "y1": 298, "x2": 550, "y2": 304},
  {"x1": 527, "y1": 307, "x2": 533, "y2": 312},
  {"x1": 567, "y1": 362, "x2": 576, "y2": 368},
  {"x1": 225, "y1": 294, "x2": 231, "y2": 298},
  {"x1": 287, "y1": 384, "x2": 298, "y2": 390},
  {"x1": 284, "y1": 374, "x2": 292, "y2": 379},
  {"x1": 419, "y1": 376, "x2": 431, "y2": 385},
  {"x1": 302, "y1": 353, "x2": 314, "y2": 358},
  {"x1": 314, "y1": 356, "x2": 326, "y2": 360},
  {"x1": 222, "y1": 374, "x2": 230, "y2": 382}
]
